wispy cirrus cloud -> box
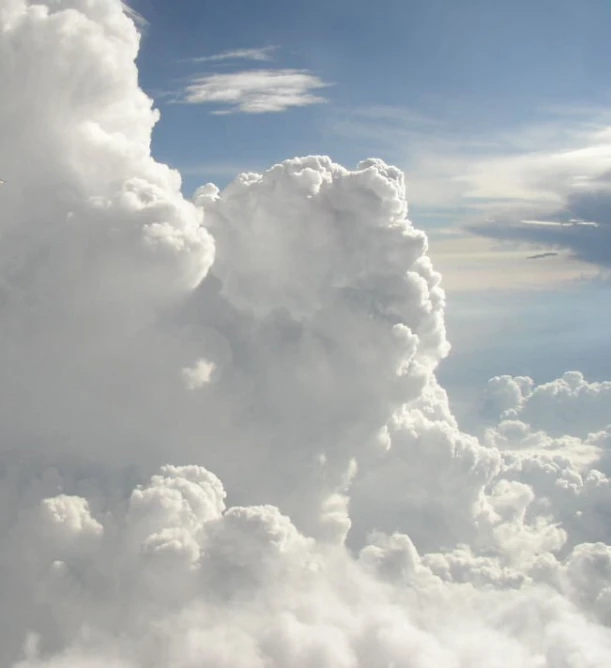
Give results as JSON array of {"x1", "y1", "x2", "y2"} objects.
[
  {"x1": 334, "y1": 105, "x2": 611, "y2": 215},
  {"x1": 520, "y1": 219, "x2": 599, "y2": 228},
  {"x1": 333, "y1": 105, "x2": 611, "y2": 271},
  {"x1": 189, "y1": 46, "x2": 279, "y2": 63},
  {"x1": 454, "y1": 122, "x2": 611, "y2": 270},
  {"x1": 178, "y1": 69, "x2": 330, "y2": 114}
]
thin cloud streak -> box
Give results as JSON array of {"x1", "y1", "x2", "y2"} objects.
[
  {"x1": 527, "y1": 251, "x2": 559, "y2": 260},
  {"x1": 189, "y1": 46, "x2": 279, "y2": 63},
  {"x1": 520, "y1": 219, "x2": 599, "y2": 228},
  {"x1": 178, "y1": 69, "x2": 330, "y2": 114}
]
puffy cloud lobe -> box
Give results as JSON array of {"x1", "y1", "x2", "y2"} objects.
[
  {"x1": 0, "y1": 0, "x2": 217, "y2": 475},
  {"x1": 348, "y1": 386, "x2": 501, "y2": 552},
  {"x1": 195, "y1": 156, "x2": 419, "y2": 320},
  {"x1": 3, "y1": 0, "x2": 611, "y2": 666},
  {"x1": 0, "y1": 0, "x2": 213, "y2": 310},
  {"x1": 483, "y1": 371, "x2": 611, "y2": 437},
  {"x1": 187, "y1": 156, "x2": 450, "y2": 538},
  {"x1": 6, "y1": 464, "x2": 611, "y2": 668},
  {"x1": 476, "y1": 373, "x2": 611, "y2": 553}
]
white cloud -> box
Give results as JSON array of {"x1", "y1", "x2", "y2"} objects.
[
  {"x1": 427, "y1": 232, "x2": 597, "y2": 292},
  {"x1": 520, "y1": 219, "x2": 599, "y2": 228},
  {"x1": 181, "y1": 358, "x2": 216, "y2": 389},
  {"x1": 179, "y1": 69, "x2": 330, "y2": 114},
  {"x1": 3, "y1": 1, "x2": 611, "y2": 666},
  {"x1": 190, "y1": 46, "x2": 279, "y2": 63},
  {"x1": 120, "y1": 2, "x2": 148, "y2": 28},
  {"x1": 428, "y1": 113, "x2": 611, "y2": 222},
  {"x1": 333, "y1": 105, "x2": 611, "y2": 217},
  {"x1": 334, "y1": 105, "x2": 611, "y2": 271},
  {"x1": 482, "y1": 372, "x2": 611, "y2": 438},
  {"x1": 447, "y1": 118, "x2": 611, "y2": 268}
]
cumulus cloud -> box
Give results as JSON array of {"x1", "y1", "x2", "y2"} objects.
[
  {"x1": 482, "y1": 371, "x2": 611, "y2": 438},
  {"x1": 179, "y1": 69, "x2": 330, "y2": 114},
  {"x1": 2, "y1": 1, "x2": 611, "y2": 666}
]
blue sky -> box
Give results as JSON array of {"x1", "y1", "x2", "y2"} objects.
[
  {"x1": 130, "y1": 0, "x2": 611, "y2": 400},
  {"x1": 133, "y1": 0, "x2": 611, "y2": 193}
]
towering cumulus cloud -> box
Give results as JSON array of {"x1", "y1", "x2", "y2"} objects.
[{"x1": 1, "y1": 1, "x2": 611, "y2": 666}]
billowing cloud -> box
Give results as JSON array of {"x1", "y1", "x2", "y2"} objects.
[
  {"x1": 482, "y1": 371, "x2": 611, "y2": 438},
  {"x1": 179, "y1": 69, "x2": 330, "y2": 114},
  {"x1": 474, "y1": 372, "x2": 611, "y2": 552},
  {"x1": 2, "y1": 1, "x2": 611, "y2": 666}
]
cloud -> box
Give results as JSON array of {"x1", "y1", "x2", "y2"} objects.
[
  {"x1": 120, "y1": 2, "x2": 148, "y2": 28},
  {"x1": 427, "y1": 233, "x2": 595, "y2": 292},
  {"x1": 181, "y1": 358, "x2": 216, "y2": 389},
  {"x1": 189, "y1": 46, "x2": 279, "y2": 63},
  {"x1": 447, "y1": 116, "x2": 611, "y2": 226},
  {"x1": 520, "y1": 219, "x2": 599, "y2": 228},
  {"x1": 469, "y1": 208, "x2": 611, "y2": 269},
  {"x1": 461, "y1": 121, "x2": 611, "y2": 269},
  {"x1": 527, "y1": 252, "x2": 559, "y2": 260},
  {"x1": 481, "y1": 372, "x2": 611, "y2": 438},
  {"x1": 2, "y1": 1, "x2": 611, "y2": 666},
  {"x1": 421, "y1": 113, "x2": 611, "y2": 269},
  {"x1": 179, "y1": 69, "x2": 330, "y2": 114},
  {"x1": 334, "y1": 105, "x2": 611, "y2": 271}
]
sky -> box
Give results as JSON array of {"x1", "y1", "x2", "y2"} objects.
[
  {"x1": 133, "y1": 0, "x2": 611, "y2": 198},
  {"x1": 128, "y1": 0, "x2": 611, "y2": 394},
  {"x1": 2, "y1": 1, "x2": 611, "y2": 666}
]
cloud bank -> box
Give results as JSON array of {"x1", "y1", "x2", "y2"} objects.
[{"x1": 1, "y1": 1, "x2": 611, "y2": 666}]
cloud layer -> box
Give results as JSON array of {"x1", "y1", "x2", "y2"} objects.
[
  {"x1": 463, "y1": 123, "x2": 611, "y2": 268},
  {"x1": 1, "y1": 1, "x2": 611, "y2": 666}
]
